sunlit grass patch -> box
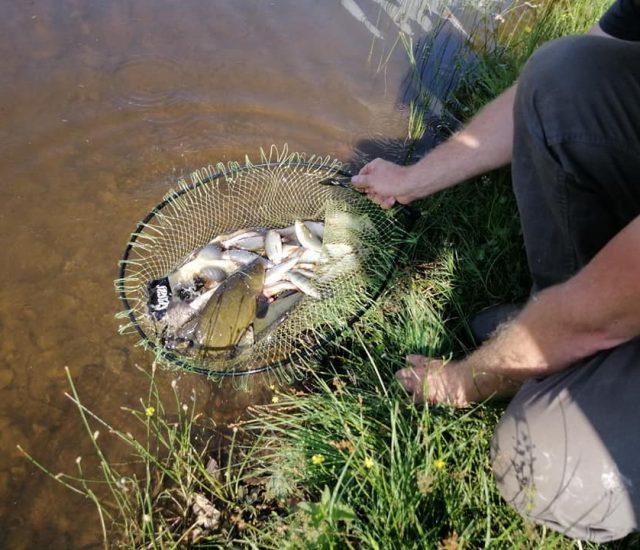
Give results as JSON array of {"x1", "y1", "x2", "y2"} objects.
[{"x1": 241, "y1": 349, "x2": 592, "y2": 549}]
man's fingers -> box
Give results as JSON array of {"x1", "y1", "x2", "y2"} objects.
[
  {"x1": 406, "y1": 354, "x2": 426, "y2": 368},
  {"x1": 351, "y1": 161, "x2": 397, "y2": 207},
  {"x1": 352, "y1": 157, "x2": 385, "y2": 187},
  {"x1": 406, "y1": 354, "x2": 443, "y2": 370},
  {"x1": 358, "y1": 157, "x2": 382, "y2": 175},
  {"x1": 350, "y1": 174, "x2": 369, "y2": 189},
  {"x1": 395, "y1": 355, "x2": 439, "y2": 404},
  {"x1": 375, "y1": 195, "x2": 393, "y2": 208},
  {"x1": 397, "y1": 355, "x2": 452, "y2": 405},
  {"x1": 366, "y1": 191, "x2": 396, "y2": 208},
  {"x1": 395, "y1": 364, "x2": 426, "y2": 404},
  {"x1": 380, "y1": 196, "x2": 396, "y2": 209}
]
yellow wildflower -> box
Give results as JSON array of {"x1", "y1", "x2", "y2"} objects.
[
  {"x1": 433, "y1": 458, "x2": 446, "y2": 470},
  {"x1": 145, "y1": 406, "x2": 155, "y2": 417},
  {"x1": 311, "y1": 454, "x2": 325, "y2": 465},
  {"x1": 271, "y1": 395, "x2": 280, "y2": 404},
  {"x1": 363, "y1": 456, "x2": 375, "y2": 469}
]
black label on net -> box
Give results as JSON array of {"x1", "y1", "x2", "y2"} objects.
[{"x1": 147, "y1": 277, "x2": 172, "y2": 320}]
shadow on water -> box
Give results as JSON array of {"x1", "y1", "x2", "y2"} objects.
[{"x1": 345, "y1": 1, "x2": 493, "y2": 171}]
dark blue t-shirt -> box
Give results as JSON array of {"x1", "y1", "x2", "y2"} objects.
[{"x1": 599, "y1": 0, "x2": 640, "y2": 40}]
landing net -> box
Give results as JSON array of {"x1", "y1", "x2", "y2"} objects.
[{"x1": 115, "y1": 146, "x2": 414, "y2": 380}]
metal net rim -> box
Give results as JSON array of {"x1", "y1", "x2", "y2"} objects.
[{"x1": 117, "y1": 161, "x2": 418, "y2": 377}]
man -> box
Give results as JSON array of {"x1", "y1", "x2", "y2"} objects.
[{"x1": 351, "y1": 0, "x2": 640, "y2": 543}]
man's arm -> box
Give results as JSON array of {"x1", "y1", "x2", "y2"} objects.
[
  {"x1": 398, "y1": 215, "x2": 640, "y2": 406},
  {"x1": 352, "y1": 18, "x2": 622, "y2": 209},
  {"x1": 351, "y1": 84, "x2": 517, "y2": 207}
]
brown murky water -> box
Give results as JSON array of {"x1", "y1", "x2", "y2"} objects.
[{"x1": 0, "y1": 0, "x2": 509, "y2": 546}]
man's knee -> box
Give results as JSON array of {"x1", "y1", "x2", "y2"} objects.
[
  {"x1": 519, "y1": 35, "x2": 619, "y2": 101},
  {"x1": 515, "y1": 35, "x2": 640, "y2": 142},
  {"x1": 490, "y1": 373, "x2": 638, "y2": 543}
]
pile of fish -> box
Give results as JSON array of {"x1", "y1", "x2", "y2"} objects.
[{"x1": 147, "y1": 220, "x2": 331, "y2": 356}]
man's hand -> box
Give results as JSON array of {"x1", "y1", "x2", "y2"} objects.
[
  {"x1": 351, "y1": 84, "x2": 517, "y2": 209},
  {"x1": 396, "y1": 354, "x2": 523, "y2": 407},
  {"x1": 351, "y1": 158, "x2": 416, "y2": 208},
  {"x1": 395, "y1": 355, "x2": 479, "y2": 407}
]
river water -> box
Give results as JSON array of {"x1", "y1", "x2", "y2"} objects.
[{"x1": 0, "y1": 1, "x2": 510, "y2": 546}]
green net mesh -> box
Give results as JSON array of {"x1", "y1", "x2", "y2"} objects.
[{"x1": 115, "y1": 146, "x2": 414, "y2": 380}]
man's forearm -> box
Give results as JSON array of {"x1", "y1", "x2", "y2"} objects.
[
  {"x1": 463, "y1": 216, "x2": 640, "y2": 401},
  {"x1": 408, "y1": 84, "x2": 517, "y2": 197},
  {"x1": 351, "y1": 81, "x2": 517, "y2": 205}
]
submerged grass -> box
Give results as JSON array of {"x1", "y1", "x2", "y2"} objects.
[
  {"x1": 21, "y1": 1, "x2": 639, "y2": 548},
  {"x1": 19, "y1": 366, "x2": 291, "y2": 548}
]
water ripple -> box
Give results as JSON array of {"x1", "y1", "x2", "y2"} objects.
[{"x1": 110, "y1": 54, "x2": 189, "y2": 112}]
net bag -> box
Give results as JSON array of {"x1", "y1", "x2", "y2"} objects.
[{"x1": 115, "y1": 146, "x2": 414, "y2": 380}]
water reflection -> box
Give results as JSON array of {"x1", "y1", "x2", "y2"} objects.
[{"x1": 340, "y1": 0, "x2": 510, "y2": 39}]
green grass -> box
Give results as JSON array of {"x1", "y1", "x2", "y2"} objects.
[
  {"x1": 234, "y1": 1, "x2": 632, "y2": 549},
  {"x1": 21, "y1": 1, "x2": 639, "y2": 548}
]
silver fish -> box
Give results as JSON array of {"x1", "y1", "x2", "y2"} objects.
[
  {"x1": 199, "y1": 266, "x2": 227, "y2": 284},
  {"x1": 264, "y1": 255, "x2": 299, "y2": 286},
  {"x1": 168, "y1": 256, "x2": 237, "y2": 289},
  {"x1": 194, "y1": 243, "x2": 224, "y2": 262},
  {"x1": 222, "y1": 249, "x2": 272, "y2": 268},
  {"x1": 305, "y1": 221, "x2": 325, "y2": 240},
  {"x1": 213, "y1": 228, "x2": 263, "y2": 245},
  {"x1": 229, "y1": 235, "x2": 265, "y2": 252},
  {"x1": 298, "y1": 248, "x2": 323, "y2": 264},
  {"x1": 285, "y1": 270, "x2": 321, "y2": 299},
  {"x1": 294, "y1": 267, "x2": 315, "y2": 279},
  {"x1": 263, "y1": 280, "x2": 299, "y2": 299},
  {"x1": 281, "y1": 243, "x2": 300, "y2": 259},
  {"x1": 324, "y1": 242, "x2": 353, "y2": 259},
  {"x1": 265, "y1": 230, "x2": 283, "y2": 263},
  {"x1": 216, "y1": 229, "x2": 265, "y2": 250},
  {"x1": 277, "y1": 224, "x2": 297, "y2": 240},
  {"x1": 294, "y1": 220, "x2": 323, "y2": 252},
  {"x1": 324, "y1": 210, "x2": 375, "y2": 237},
  {"x1": 317, "y1": 251, "x2": 359, "y2": 283},
  {"x1": 296, "y1": 262, "x2": 318, "y2": 271},
  {"x1": 254, "y1": 292, "x2": 303, "y2": 337}
]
